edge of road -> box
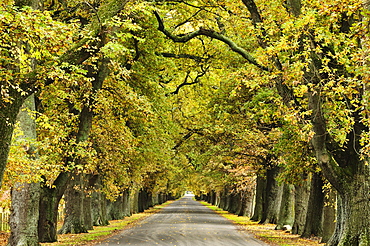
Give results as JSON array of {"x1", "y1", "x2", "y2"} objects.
[
  {"x1": 200, "y1": 201, "x2": 324, "y2": 246},
  {"x1": 39, "y1": 200, "x2": 175, "y2": 246}
]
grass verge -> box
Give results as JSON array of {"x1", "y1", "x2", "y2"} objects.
[
  {"x1": 200, "y1": 201, "x2": 325, "y2": 246},
  {"x1": 39, "y1": 201, "x2": 174, "y2": 246}
]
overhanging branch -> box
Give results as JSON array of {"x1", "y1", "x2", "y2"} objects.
[
  {"x1": 154, "y1": 11, "x2": 270, "y2": 72},
  {"x1": 156, "y1": 52, "x2": 208, "y2": 62}
]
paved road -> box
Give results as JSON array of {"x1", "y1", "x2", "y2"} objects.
[{"x1": 96, "y1": 195, "x2": 268, "y2": 246}]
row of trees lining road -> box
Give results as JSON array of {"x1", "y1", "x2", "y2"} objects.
[
  {"x1": 1, "y1": 0, "x2": 370, "y2": 245},
  {"x1": 154, "y1": 0, "x2": 370, "y2": 245},
  {"x1": 1, "y1": 0, "x2": 182, "y2": 244}
]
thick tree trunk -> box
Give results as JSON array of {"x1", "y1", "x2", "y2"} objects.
[
  {"x1": 275, "y1": 183, "x2": 295, "y2": 230},
  {"x1": 138, "y1": 190, "x2": 145, "y2": 213},
  {"x1": 224, "y1": 193, "x2": 231, "y2": 212},
  {"x1": 210, "y1": 190, "x2": 217, "y2": 205},
  {"x1": 292, "y1": 178, "x2": 310, "y2": 235},
  {"x1": 92, "y1": 190, "x2": 109, "y2": 226},
  {"x1": 58, "y1": 173, "x2": 88, "y2": 234},
  {"x1": 301, "y1": 172, "x2": 324, "y2": 238},
  {"x1": 326, "y1": 195, "x2": 343, "y2": 246},
  {"x1": 326, "y1": 169, "x2": 370, "y2": 246},
  {"x1": 122, "y1": 189, "x2": 131, "y2": 217},
  {"x1": 215, "y1": 191, "x2": 221, "y2": 207},
  {"x1": 244, "y1": 186, "x2": 255, "y2": 217},
  {"x1": 237, "y1": 193, "x2": 247, "y2": 216},
  {"x1": 107, "y1": 194, "x2": 124, "y2": 220},
  {"x1": 260, "y1": 167, "x2": 283, "y2": 224},
  {"x1": 92, "y1": 191, "x2": 109, "y2": 226},
  {"x1": 251, "y1": 174, "x2": 265, "y2": 221},
  {"x1": 9, "y1": 183, "x2": 40, "y2": 246},
  {"x1": 58, "y1": 55, "x2": 109, "y2": 233},
  {"x1": 229, "y1": 192, "x2": 240, "y2": 214},
  {"x1": 130, "y1": 189, "x2": 139, "y2": 214},
  {"x1": 38, "y1": 173, "x2": 71, "y2": 242},
  {"x1": 219, "y1": 188, "x2": 227, "y2": 210}
]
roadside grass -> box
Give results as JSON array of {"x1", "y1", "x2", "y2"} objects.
[
  {"x1": 200, "y1": 201, "x2": 325, "y2": 246},
  {"x1": 37, "y1": 201, "x2": 173, "y2": 246}
]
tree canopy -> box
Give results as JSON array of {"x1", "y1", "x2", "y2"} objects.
[{"x1": 1, "y1": 0, "x2": 370, "y2": 245}]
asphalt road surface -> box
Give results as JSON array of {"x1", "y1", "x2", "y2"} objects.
[{"x1": 96, "y1": 194, "x2": 269, "y2": 246}]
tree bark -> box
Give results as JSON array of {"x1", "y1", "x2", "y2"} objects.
[
  {"x1": 321, "y1": 188, "x2": 336, "y2": 243},
  {"x1": 251, "y1": 174, "x2": 266, "y2": 221},
  {"x1": 275, "y1": 183, "x2": 295, "y2": 230},
  {"x1": 122, "y1": 189, "x2": 131, "y2": 217},
  {"x1": 260, "y1": 167, "x2": 283, "y2": 224},
  {"x1": 9, "y1": 182, "x2": 40, "y2": 246},
  {"x1": 292, "y1": 178, "x2": 310, "y2": 235},
  {"x1": 301, "y1": 172, "x2": 324, "y2": 238},
  {"x1": 130, "y1": 189, "x2": 139, "y2": 215},
  {"x1": 38, "y1": 172, "x2": 71, "y2": 242},
  {"x1": 219, "y1": 188, "x2": 227, "y2": 210},
  {"x1": 326, "y1": 195, "x2": 343, "y2": 246},
  {"x1": 107, "y1": 194, "x2": 124, "y2": 220},
  {"x1": 228, "y1": 192, "x2": 240, "y2": 214},
  {"x1": 244, "y1": 185, "x2": 255, "y2": 217},
  {"x1": 326, "y1": 167, "x2": 370, "y2": 246},
  {"x1": 92, "y1": 190, "x2": 109, "y2": 226},
  {"x1": 83, "y1": 192, "x2": 93, "y2": 230},
  {"x1": 58, "y1": 173, "x2": 88, "y2": 234}
]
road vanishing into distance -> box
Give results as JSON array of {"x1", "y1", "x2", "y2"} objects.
[{"x1": 96, "y1": 194, "x2": 268, "y2": 246}]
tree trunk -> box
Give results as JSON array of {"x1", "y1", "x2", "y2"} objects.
[
  {"x1": 138, "y1": 190, "x2": 145, "y2": 213},
  {"x1": 9, "y1": 182, "x2": 40, "y2": 246},
  {"x1": 237, "y1": 190, "x2": 254, "y2": 217},
  {"x1": 107, "y1": 194, "x2": 124, "y2": 220},
  {"x1": 83, "y1": 194, "x2": 93, "y2": 230},
  {"x1": 211, "y1": 190, "x2": 217, "y2": 205},
  {"x1": 130, "y1": 189, "x2": 139, "y2": 214},
  {"x1": 58, "y1": 173, "x2": 88, "y2": 234},
  {"x1": 122, "y1": 189, "x2": 131, "y2": 217},
  {"x1": 301, "y1": 172, "x2": 324, "y2": 238},
  {"x1": 244, "y1": 186, "x2": 255, "y2": 217},
  {"x1": 260, "y1": 166, "x2": 283, "y2": 224},
  {"x1": 92, "y1": 190, "x2": 109, "y2": 226},
  {"x1": 326, "y1": 169, "x2": 370, "y2": 246},
  {"x1": 215, "y1": 191, "x2": 221, "y2": 207},
  {"x1": 219, "y1": 188, "x2": 227, "y2": 210},
  {"x1": 321, "y1": 188, "x2": 336, "y2": 243},
  {"x1": 275, "y1": 183, "x2": 295, "y2": 230},
  {"x1": 38, "y1": 172, "x2": 71, "y2": 242},
  {"x1": 228, "y1": 192, "x2": 239, "y2": 214},
  {"x1": 251, "y1": 174, "x2": 265, "y2": 221},
  {"x1": 326, "y1": 195, "x2": 343, "y2": 246},
  {"x1": 292, "y1": 178, "x2": 310, "y2": 235}
]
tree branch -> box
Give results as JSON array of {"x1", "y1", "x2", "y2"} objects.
[
  {"x1": 169, "y1": 65, "x2": 209, "y2": 95},
  {"x1": 156, "y1": 52, "x2": 208, "y2": 62},
  {"x1": 154, "y1": 11, "x2": 270, "y2": 72}
]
